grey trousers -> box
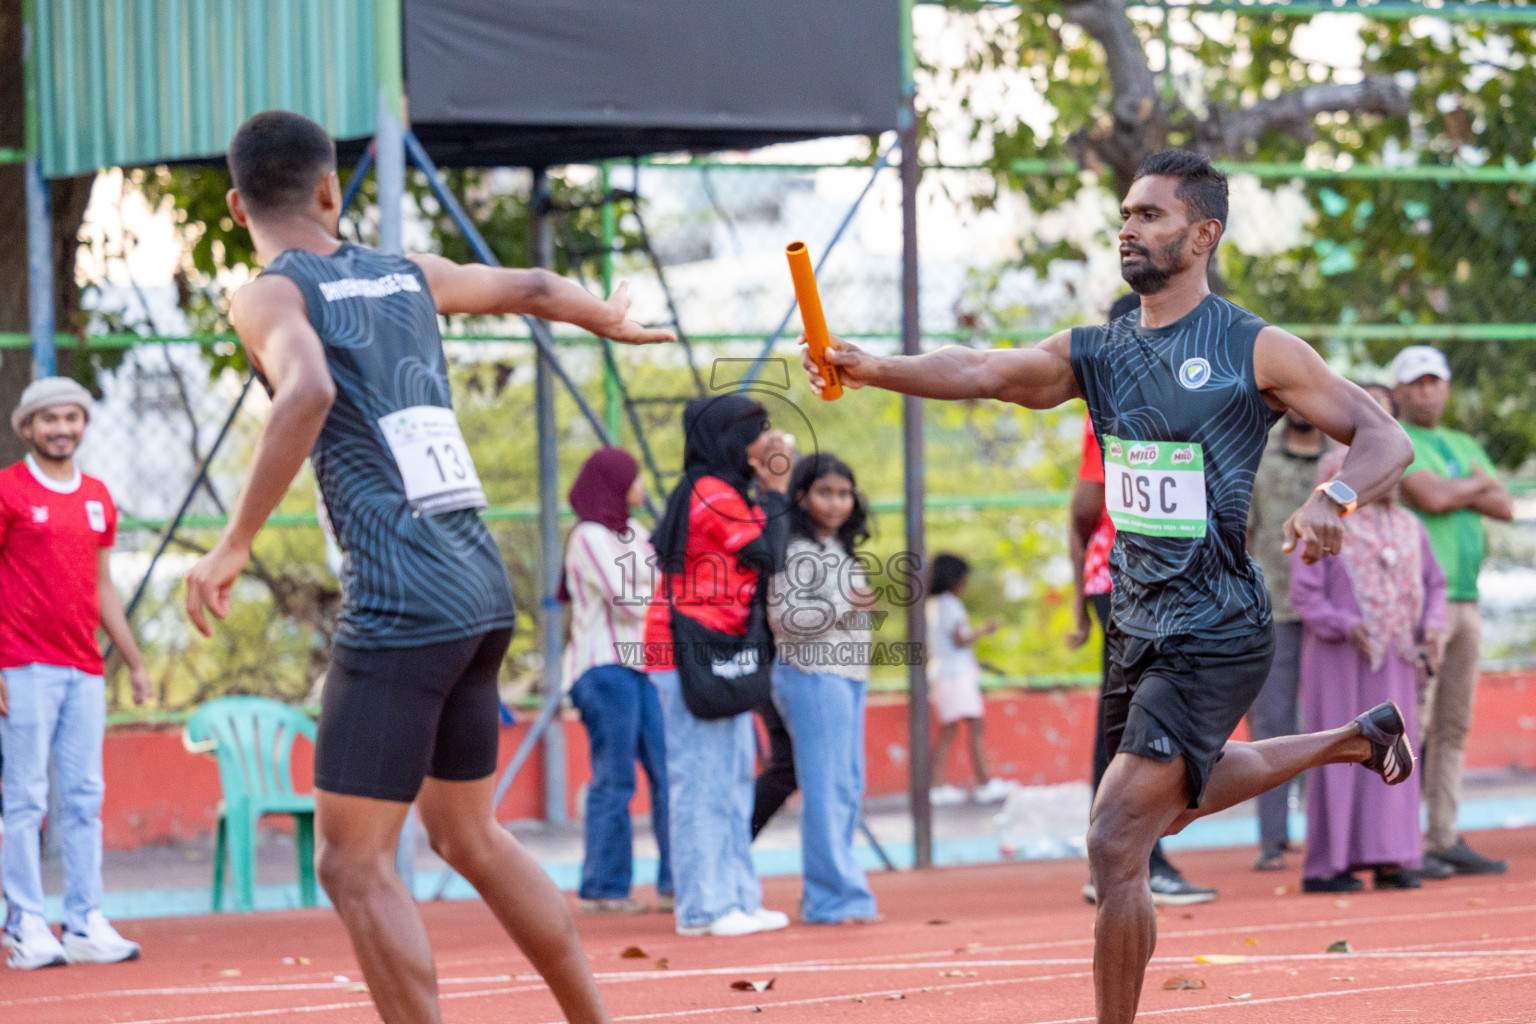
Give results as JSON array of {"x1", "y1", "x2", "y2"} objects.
[{"x1": 1250, "y1": 620, "x2": 1303, "y2": 852}]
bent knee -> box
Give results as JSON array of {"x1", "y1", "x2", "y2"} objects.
[
  {"x1": 317, "y1": 846, "x2": 393, "y2": 902},
  {"x1": 425, "y1": 819, "x2": 501, "y2": 870}
]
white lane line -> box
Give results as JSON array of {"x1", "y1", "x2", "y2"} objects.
[{"x1": 1019, "y1": 969, "x2": 1536, "y2": 1024}]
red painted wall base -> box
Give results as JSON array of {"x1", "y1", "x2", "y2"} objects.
[{"x1": 97, "y1": 672, "x2": 1536, "y2": 851}]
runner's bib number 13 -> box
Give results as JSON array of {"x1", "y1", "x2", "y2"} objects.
[
  {"x1": 1102, "y1": 435, "x2": 1207, "y2": 538},
  {"x1": 378, "y1": 405, "x2": 489, "y2": 516}
]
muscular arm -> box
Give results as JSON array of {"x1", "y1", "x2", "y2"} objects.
[
  {"x1": 803, "y1": 330, "x2": 1083, "y2": 409},
  {"x1": 184, "y1": 276, "x2": 335, "y2": 636},
  {"x1": 1401, "y1": 469, "x2": 1514, "y2": 521},
  {"x1": 410, "y1": 253, "x2": 674, "y2": 345},
  {"x1": 1253, "y1": 326, "x2": 1413, "y2": 561}
]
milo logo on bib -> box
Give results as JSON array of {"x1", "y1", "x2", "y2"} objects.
[{"x1": 1102, "y1": 436, "x2": 1208, "y2": 538}]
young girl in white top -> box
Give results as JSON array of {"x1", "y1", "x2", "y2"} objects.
[
  {"x1": 926, "y1": 553, "x2": 1012, "y2": 804},
  {"x1": 767, "y1": 453, "x2": 878, "y2": 924}
]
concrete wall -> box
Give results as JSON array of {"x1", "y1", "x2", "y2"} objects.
[{"x1": 95, "y1": 672, "x2": 1536, "y2": 851}]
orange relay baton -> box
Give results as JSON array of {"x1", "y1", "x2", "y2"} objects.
[{"x1": 785, "y1": 241, "x2": 842, "y2": 400}]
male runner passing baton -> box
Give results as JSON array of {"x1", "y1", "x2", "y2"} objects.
[
  {"x1": 799, "y1": 150, "x2": 1414, "y2": 1024},
  {"x1": 184, "y1": 111, "x2": 672, "y2": 1024}
]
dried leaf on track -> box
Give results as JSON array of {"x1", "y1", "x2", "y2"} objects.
[
  {"x1": 219, "y1": 969, "x2": 241, "y2": 977},
  {"x1": 1273, "y1": 885, "x2": 1296, "y2": 896},
  {"x1": 1329, "y1": 976, "x2": 1355, "y2": 982},
  {"x1": 926, "y1": 918, "x2": 950, "y2": 926},
  {"x1": 1163, "y1": 976, "x2": 1205, "y2": 990},
  {"x1": 731, "y1": 978, "x2": 775, "y2": 992},
  {"x1": 1194, "y1": 954, "x2": 1245, "y2": 965},
  {"x1": 1229, "y1": 993, "x2": 1253, "y2": 1000},
  {"x1": 1326, "y1": 939, "x2": 1353, "y2": 954},
  {"x1": 1244, "y1": 938, "x2": 1258, "y2": 946},
  {"x1": 1468, "y1": 897, "x2": 1488, "y2": 907},
  {"x1": 889, "y1": 993, "x2": 906, "y2": 1000},
  {"x1": 620, "y1": 946, "x2": 647, "y2": 959},
  {"x1": 654, "y1": 958, "x2": 670, "y2": 970},
  {"x1": 1334, "y1": 899, "x2": 1351, "y2": 908}
]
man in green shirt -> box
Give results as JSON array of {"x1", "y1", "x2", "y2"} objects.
[{"x1": 1392, "y1": 345, "x2": 1514, "y2": 877}]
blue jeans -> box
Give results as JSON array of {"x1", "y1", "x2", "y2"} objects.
[
  {"x1": 650, "y1": 671, "x2": 762, "y2": 928},
  {"x1": 570, "y1": 664, "x2": 672, "y2": 900},
  {"x1": 773, "y1": 662, "x2": 877, "y2": 923},
  {"x1": 0, "y1": 664, "x2": 106, "y2": 933}
]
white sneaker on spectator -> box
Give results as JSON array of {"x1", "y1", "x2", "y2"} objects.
[
  {"x1": 930, "y1": 784, "x2": 966, "y2": 806},
  {"x1": 62, "y1": 911, "x2": 140, "y2": 964},
  {"x1": 974, "y1": 778, "x2": 1018, "y2": 803},
  {"x1": 676, "y1": 909, "x2": 763, "y2": 937},
  {"x1": 4, "y1": 913, "x2": 66, "y2": 970},
  {"x1": 749, "y1": 908, "x2": 790, "y2": 932}
]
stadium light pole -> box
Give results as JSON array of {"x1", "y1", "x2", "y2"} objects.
[
  {"x1": 23, "y1": 0, "x2": 54, "y2": 378},
  {"x1": 899, "y1": 0, "x2": 932, "y2": 870}
]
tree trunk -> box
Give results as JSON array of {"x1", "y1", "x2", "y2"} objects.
[{"x1": 0, "y1": 0, "x2": 94, "y2": 467}]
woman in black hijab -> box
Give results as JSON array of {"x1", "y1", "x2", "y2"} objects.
[{"x1": 643, "y1": 394, "x2": 795, "y2": 937}]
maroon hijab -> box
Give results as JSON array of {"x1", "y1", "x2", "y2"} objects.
[{"x1": 558, "y1": 448, "x2": 640, "y2": 602}]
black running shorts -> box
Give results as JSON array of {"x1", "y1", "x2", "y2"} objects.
[
  {"x1": 315, "y1": 628, "x2": 513, "y2": 802},
  {"x1": 1100, "y1": 623, "x2": 1275, "y2": 808}
]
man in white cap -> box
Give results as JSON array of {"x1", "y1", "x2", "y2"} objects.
[
  {"x1": 0, "y1": 377, "x2": 151, "y2": 969},
  {"x1": 1392, "y1": 345, "x2": 1514, "y2": 878}
]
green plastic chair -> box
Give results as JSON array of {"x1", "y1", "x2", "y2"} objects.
[{"x1": 183, "y1": 697, "x2": 318, "y2": 913}]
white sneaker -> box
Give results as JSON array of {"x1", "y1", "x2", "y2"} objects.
[
  {"x1": 930, "y1": 784, "x2": 967, "y2": 806},
  {"x1": 975, "y1": 778, "x2": 1019, "y2": 803},
  {"x1": 62, "y1": 911, "x2": 140, "y2": 964},
  {"x1": 4, "y1": 913, "x2": 67, "y2": 970},
  {"x1": 749, "y1": 907, "x2": 790, "y2": 932},
  {"x1": 676, "y1": 909, "x2": 763, "y2": 937}
]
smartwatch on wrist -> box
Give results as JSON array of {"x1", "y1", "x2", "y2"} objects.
[{"x1": 1314, "y1": 479, "x2": 1358, "y2": 517}]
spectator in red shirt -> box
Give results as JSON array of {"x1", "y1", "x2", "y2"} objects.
[
  {"x1": 0, "y1": 378, "x2": 151, "y2": 970},
  {"x1": 1068, "y1": 293, "x2": 1216, "y2": 907},
  {"x1": 645, "y1": 394, "x2": 793, "y2": 938}
]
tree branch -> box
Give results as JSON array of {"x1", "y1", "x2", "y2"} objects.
[
  {"x1": 1061, "y1": 0, "x2": 1164, "y2": 191},
  {"x1": 1201, "y1": 75, "x2": 1410, "y2": 154}
]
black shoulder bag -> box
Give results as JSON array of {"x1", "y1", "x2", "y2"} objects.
[{"x1": 668, "y1": 490, "x2": 788, "y2": 720}]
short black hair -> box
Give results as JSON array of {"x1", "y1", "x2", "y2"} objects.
[
  {"x1": 929, "y1": 553, "x2": 970, "y2": 597},
  {"x1": 1133, "y1": 150, "x2": 1228, "y2": 230},
  {"x1": 227, "y1": 110, "x2": 337, "y2": 215}
]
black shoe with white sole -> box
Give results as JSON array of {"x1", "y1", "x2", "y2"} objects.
[{"x1": 1355, "y1": 702, "x2": 1413, "y2": 786}]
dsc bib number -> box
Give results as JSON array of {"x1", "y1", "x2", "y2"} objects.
[
  {"x1": 378, "y1": 405, "x2": 488, "y2": 517},
  {"x1": 1102, "y1": 435, "x2": 1207, "y2": 538}
]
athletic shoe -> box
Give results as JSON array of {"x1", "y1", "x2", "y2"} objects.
[
  {"x1": 1419, "y1": 855, "x2": 1456, "y2": 881},
  {"x1": 1355, "y1": 702, "x2": 1414, "y2": 785},
  {"x1": 929, "y1": 785, "x2": 967, "y2": 806},
  {"x1": 1082, "y1": 882, "x2": 1097, "y2": 905},
  {"x1": 1428, "y1": 838, "x2": 1508, "y2": 876},
  {"x1": 4, "y1": 913, "x2": 67, "y2": 970},
  {"x1": 1253, "y1": 851, "x2": 1287, "y2": 872},
  {"x1": 1149, "y1": 870, "x2": 1218, "y2": 905},
  {"x1": 1302, "y1": 872, "x2": 1364, "y2": 894},
  {"x1": 1373, "y1": 868, "x2": 1423, "y2": 890},
  {"x1": 676, "y1": 909, "x2": 762, "y2": 937},
  {"x1": 974, "y1": 778, "x2": 1019, "y2": 803},
  {"x1": 748, "y1": 908, "x2": 790, "y2": 932},
  {"x1": 62, "y1": 911, "x2": 140, "y2": 965},
  {"x1": 656, "y1": 894, "x2": 676, "y2": 912},
  {"x1": 578, "y1": 897, "x2": 651, "y2": 915}
]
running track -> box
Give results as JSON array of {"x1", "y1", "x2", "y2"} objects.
[{"x1": 6, "y1": 827, "x2": 1536, "y2": 1023}]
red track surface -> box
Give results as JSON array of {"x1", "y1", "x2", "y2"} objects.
[{"x1": 7, "y1": 827, "x2": 1536, "y2": 1024}]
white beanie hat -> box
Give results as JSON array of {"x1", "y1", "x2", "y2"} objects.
[{"x1": 10, "y1": 376, "x2": 94, "y2": 436}]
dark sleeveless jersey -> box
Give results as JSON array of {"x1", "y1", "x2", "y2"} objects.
[
  {"x1": 1070, "y1": 294, "x2": 1281, "y2": 642},
  {"x1": 262, "y1": 244, "x2": 514, "y2": 649}
]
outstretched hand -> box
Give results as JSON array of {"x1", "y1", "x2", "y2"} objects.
[
  {"x1": 1282, "y1": 492, "x2": 1345, "y2": 565},
  {"x1": 798, "y1": 332, "x2": 876, "y2": 397},
  {"x1": 185, "y1": 539, "x2": 251, "y2": 638},
  {"x1": 598, "y1": 282, "x2": 677, "y2": 345}
]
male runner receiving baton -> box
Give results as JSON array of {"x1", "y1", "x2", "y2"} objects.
[
  {"x1": 184, "y1": 111, "x2": 672, "y2": 1024},
  {"x1": 800, "y1": 150, "x2": 1414, "y2": 1024}
]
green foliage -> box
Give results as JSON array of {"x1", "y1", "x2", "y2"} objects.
[{"x1": 932, "y1": 2, "x2": 1536, "y2": 467}]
